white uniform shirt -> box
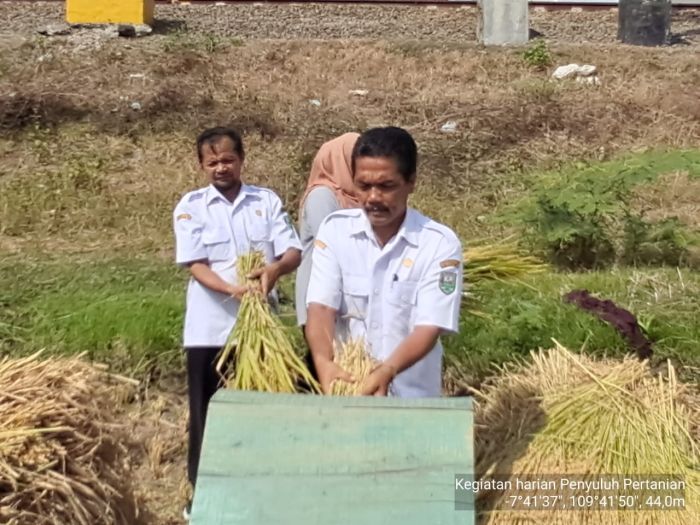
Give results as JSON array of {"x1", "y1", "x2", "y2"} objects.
[
  {"x1": 305, "y1": 208, "x2": 463, "y2": 398},
  {"x1": 295, "y1": 186, "x2": 340, "y2": 326},
  {"x1": 173, "y1": 184, "x2": 302, "y2": 348}
]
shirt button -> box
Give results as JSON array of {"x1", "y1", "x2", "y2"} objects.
[
  {"x1": 371, "y1": 322, "x2": 379, "y2": 330},
  {"x1": 373, "y1": 289, "x2": 380, "y2": 296}
]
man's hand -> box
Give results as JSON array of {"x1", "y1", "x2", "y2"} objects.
[
  {"x1": 360, "y1": 363, "x2": 398, "y2": 397},
  {"x1": 316, "y1": 358, "x2": 355, "y2": 395},
  {"x1": 190, "y1": 261, "x2": 254, "y2": 300},
  {"x1": 247, "y1": 263, "x2": 281, "y2": 297},
  {"x1": 227, "y1": 283, "x2": 253, "y2": 302}
]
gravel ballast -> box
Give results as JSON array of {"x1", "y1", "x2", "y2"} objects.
[{"x1": 0, "y1": 1, "x2": 698, "y2": 46}]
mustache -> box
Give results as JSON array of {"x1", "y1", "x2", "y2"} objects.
[{"x1": 365, "y1": 205, "x2": 389, "y2": 213}]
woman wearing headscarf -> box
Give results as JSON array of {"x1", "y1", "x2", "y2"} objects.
[{"x1": 295, "y1": 132, "x2": 360, "y2": 330}]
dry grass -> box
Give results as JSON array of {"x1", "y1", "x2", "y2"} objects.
[
  {"x1": 631, "y1": 171, "x2": 700, "y2": 230},
  {"x1": 0, "y1": 351, "x2": 194, "y2": 525},
  {"x1": 472, "y1": 342, "x2": 699, "y2": 525},
  {"x1": 0, "y1": 352, "x2": 140, "y2": 525},
  {"x1": 122, "y1": 376, "x2": 190, "y2": 525},
  {"x1": 1, "y1": 39, "x2": 700, "y2": 255}
]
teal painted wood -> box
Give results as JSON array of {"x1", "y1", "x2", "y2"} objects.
[{"x1": 191, "y1": 390, "x2": 474, "y2": 525}]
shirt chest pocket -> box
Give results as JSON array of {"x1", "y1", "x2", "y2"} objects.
[
  {"x1": 341, "y1": 274, "x2": 370, "y2": 321},
  {"x1": 247, "y1": 219, "x2": 270, "y2": 242},
  {"x1": 201, "y1": 228, "x2": 231, "y2": 262},
  {"x1": 387, "y1": 280, "x2": 419, "y2": 319}
]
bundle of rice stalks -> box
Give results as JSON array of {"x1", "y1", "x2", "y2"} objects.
[
  {"x1": 463, "y1": 239, "x2": 548, "y2": 291},
  {"x1": 330, "y1": 337, "x2": 378, "y2": 396},
  {"x1": 217, "y1": 251, "x2": 320, "y2": 393},
  {"x1": 473, "y1": 342, "x2": 699, "y2": 525},
  {"x1": 0, "y1": 352, "x2": 138, "y2": 525}
]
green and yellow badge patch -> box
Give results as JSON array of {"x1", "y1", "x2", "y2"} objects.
[{"x1": 438, "y1": 270, "x2": 457, "y2": 295}]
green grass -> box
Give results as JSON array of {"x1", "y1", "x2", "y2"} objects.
[
  {"x1": 2, "y1": 256, "x2": 698, "y2": 385},
  {"x1": 0, "y1": 256, "x2": 187, "y2": 375},
  {"x1": 445, "y1": 268, "x2": 700, "y2": 383}
]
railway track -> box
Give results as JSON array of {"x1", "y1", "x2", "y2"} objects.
[{"x1": 0, "y1": 0, "x2": 699, "y2": 10}]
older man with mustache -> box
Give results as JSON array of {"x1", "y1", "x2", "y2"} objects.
[{"x1": 304, "y1": 126, "x2": 463, "y2": 398}]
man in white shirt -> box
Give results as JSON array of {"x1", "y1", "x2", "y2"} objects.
[
  {"x1": 173, "y1": 127, "x2": 302, "y2": 518},
  {"x1": 304, "y1": 127, "x2": 463, "y2": 398}
]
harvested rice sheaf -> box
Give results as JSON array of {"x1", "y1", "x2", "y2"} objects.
[
  {"x1": 0, "y1": 352, "x2": 138, "y2": 525},
  {"x1": 217, "y1": 251, "x2": 320, "y2": 393},
  {"x1": 473, "y1": 342, "x2": 699, "y2": 525},
  {"x1": 330, "y1": 338, "x2": 378, "y2": 396},
  {"x1": 463, "y1": 240, "x2": 548, "y2": 287}
]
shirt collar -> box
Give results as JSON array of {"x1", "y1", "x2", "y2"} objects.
[
  {"x1": 351, "y1": 208, "x2": 420, "y2": 247},
  {"x1": 206, "y1": 183, "x2": 257, "y2": 207}
]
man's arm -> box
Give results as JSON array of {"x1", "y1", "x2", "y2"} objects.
[
  {"x1": 249, "y1": 247, "x2": 301, "y2": 296},
  {"x1": 305, "y1": 303, "x2": 354, "y2": 393},
  {"x1": 249, "y1": 193, "x2": 303, "y2": 295},
  {"x1": 189, "y1": 261, "x2": 249, "y2": 300},
  {"x1": 305, "y1": 303, "x2": 336, "y2": 365},
  {"x1": 303, "y1": 218, "x2": 354, "y2": 393},
  {"x1": 361, "y1": 233, "x2": 463, "y2": 396},
  {"x1": 174, "y1": 200, "x2": 250, "y2": 300},
  {"x1": 360, "y1": 326, "x2": 442, "y2": 396}
]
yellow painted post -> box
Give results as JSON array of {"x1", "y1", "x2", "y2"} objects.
[{"x1": 66, "y1": 0, "x2": 155, "y2": 25}]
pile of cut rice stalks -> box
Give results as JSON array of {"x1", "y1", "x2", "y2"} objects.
[
  {"x1": 464, "y1": 239, "x2": 548, "y2": 291},
  {"x1": 462, "y1": 239, "x2": 548, "y2": 317},
  {"x1": 472, "y1": 342, "x2": 699, "y2": 525},
  {"x1": 0, "y1": 352, "x2": 139, "y2": 525},
  {"x1": 330, "y1": 337, "x2": 377, "y2": 396},
  {"x1": 217, "y1": 251, "x2": 320, "y2": 393}
]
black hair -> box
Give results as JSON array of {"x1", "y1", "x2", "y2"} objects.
[
  {"x1": 351, "y1": 126, "x2": 418, "y2": 182},
  {"x1": 196, "y1": 127, "x2": 245, "y2": 163}
]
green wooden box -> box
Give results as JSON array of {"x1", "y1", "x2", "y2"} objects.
[{"x1": 190, "y1": 390, "x2": 474, "y2": 524}]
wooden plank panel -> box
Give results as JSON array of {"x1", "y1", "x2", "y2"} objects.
[
  {"x1": 192, "y1": 476, "x2": 472, "y2": 525},
  {"x1": 209, "y1": 389, "x2": 472, "y2": 409},
  {"x1": 191, "y1": 390, "x2": 474, "y2": 525},
  {"x1": 198, "y1": 406, "x2": 472, "y2": 474}
]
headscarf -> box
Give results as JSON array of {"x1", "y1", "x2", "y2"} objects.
[{"x1": 299, "y1": 132, "x2": 361, "y2": 211}]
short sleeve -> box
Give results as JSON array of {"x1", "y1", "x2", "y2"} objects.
[
  {"x1": 268, "y1": 192, "x2": 302, "y2": 258},
  {"x1": 305, "y1": 218, "x2": 342, "y2": 310},
  {"x1": 173, "y1": 198, "x2": 207, "y2": 266},
  {"x1": 413, "y1": 234, "x2": 463, "y2": 333}
]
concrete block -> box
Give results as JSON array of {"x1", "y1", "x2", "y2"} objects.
[
  {"x1": 66, "y1": 0, "x2": 155, "y2": 25},
  {"x1": 618, "y1": 0, "x2": 671, "y2": 46},
  {"x1": 478, "y1": 0, "x2": 529, "y2": 46}
]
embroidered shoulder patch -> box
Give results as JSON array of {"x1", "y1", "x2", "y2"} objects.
[
  {"x1": 438, "y1": 270, "x2": 457, "y2": 295},
  {"x1": 176, "y1": 213, "x2": 192, "y2": 221},
  {"x1": 440, "y1": 259, "x2": 460, "y2": 269}
]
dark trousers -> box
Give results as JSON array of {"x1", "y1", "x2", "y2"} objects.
[{"x1": 185, "y1": 346, "x2": 224, "y2": 488}]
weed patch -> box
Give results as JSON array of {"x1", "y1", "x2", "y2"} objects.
[
  {"x1": 445, "y1": 268, "x2": 700, "y2": 385},
  {"x1": 498, "y1": 150, "x2": 700, "y2": 269}
]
